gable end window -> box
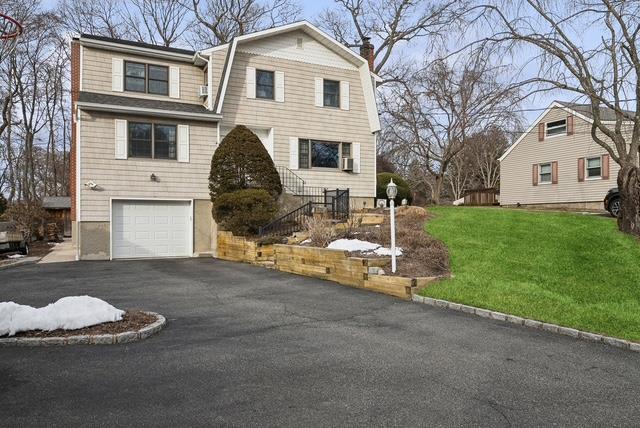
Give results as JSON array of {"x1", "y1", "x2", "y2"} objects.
[
  {"x1": 124, "y1": 61, "x2": 169, "y2": 96},
  {"x1": 128, "y1": 122, "x2": 177, "y2": 160},
  {"x1": 256, "y1": 70, "x2": 275, "y2": 100},
  {"x1": 539, "y1": 162, "x2": 552, "y2": 183},
  {"x1": 545, "y1": 119, "x2": 567, "y2": 137},
  {"x1": 586, "y1": 156, "x2": 601, "y2": 178},
  {"x1": 323, "y1": 79, "x2": 340, "y2": 108}
]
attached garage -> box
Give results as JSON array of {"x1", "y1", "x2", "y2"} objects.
[{"x1": 111, "y1": 200, "x2": 192, "y2": 259}]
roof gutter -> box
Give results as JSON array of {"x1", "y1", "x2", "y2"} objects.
[
  {"x1": 78, "y1": 37, "x2": 195, "y2": 63},
  {"x1": 76, "y1": 102, "x2": 222, "y2": 122}
]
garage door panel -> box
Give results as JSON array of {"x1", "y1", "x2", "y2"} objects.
[{"x1": 112, "y1": 200, "x2": 191, "y2": 259}]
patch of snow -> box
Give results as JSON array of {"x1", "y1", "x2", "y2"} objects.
[
  {"x1": 453, "y1": 197, "x2": 465, "y2": 206},
  {"x1": 373, "y1": 247, "x2": 403, "y2": 256},
  {"x1": 0, "y1": 296, "x2": 124, "y2": 337},
  {"x1": 375, "y1": 225, "x2": 381, "y2": 228},
  {"x1": 327, "y1": 239, "x2": 381, "y2": 252},
  {"x1": 300, "y1": 239, "x2": 311, "y2": 244},
  {"x1": 7, "y1": 254, "x2": 24, "y2": 259}
]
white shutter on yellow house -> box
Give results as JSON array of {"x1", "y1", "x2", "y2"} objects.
[
  {"x1": 340, "y1": 81, "x2": 350, "y2": 110},
  {"x1": 177, "y1": 125, "x2": 190, "y2": 163},
  {"x1": 314, "y1": 77, "x2": 323, "y2": 107},
  {"x1": 246, "y1": 67, "x2": 256, "y2": 99},
  {"x1": 169, "y1": 66, "x2": 180, "y2": 98},
  {"x1": 115, "y1": 119, "x2": 127, "y2": 159},
  {"x1": 289, "y1": 137, "x2": 299, "y2": 169},
  {"x1": 275, "y1": 71, "x2": 285, "y2": 102},
  {"x1": 112, "y1": 58, "x2": 123, "y2": 92},
  {"x1": 352, "y1": 142, "x2": 361, "y2": 173}
]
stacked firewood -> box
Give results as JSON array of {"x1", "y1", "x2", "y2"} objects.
[{"x1": 46, "y1": 223, "x2": 59, "y2": 242}]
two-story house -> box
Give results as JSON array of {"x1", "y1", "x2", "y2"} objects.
[
  {"x1": 499, "y1": 101, "x2": 628, "y2": 210},
  {"x1": 71, "y1": 21, "x2": 381, "y2": 260}
]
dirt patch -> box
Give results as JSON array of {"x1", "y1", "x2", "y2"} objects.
[{"x1": 5, "y1": 310, "x2": 158, "y2": 338}]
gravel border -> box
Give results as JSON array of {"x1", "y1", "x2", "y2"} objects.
[
  {"x1": 0, "y1": 311, "x2": 165, "y2": 347},
  {"x1": 412, "y1": 295, "x2": 640, "y2": 353}
]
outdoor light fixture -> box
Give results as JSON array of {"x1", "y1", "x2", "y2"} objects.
[
  {"x1": 386, "y1": 179, "x2": 398, "y2": 273},
  {"x1": 150, "y1": 173, "x2": 157, "y2": 182}
]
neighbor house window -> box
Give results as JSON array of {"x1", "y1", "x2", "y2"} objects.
[
  {"x1": 298, "y1": 139, "x2": 348, "y2": 169},
  {"x1": 256, "y1": 70, "x2": 275, "y2": 99},
  {"x1": 539, "y1": 162, "x2": 552, "y2": 183},
  {"x1": 124, "y1": 61, "x2": 169, "y2": 96},
  {"x1": 586, "y1": 156, "x2": 601, "y2": 178},
  {"x1": 128, "y1": 122, "x2": 177, "y2": 160},
  {"x1": 323, "y1": 79, "x2": 340, "y2": 108},
  {"x1": 546, "y1": 119, "x2": 567, "y2": 137}
]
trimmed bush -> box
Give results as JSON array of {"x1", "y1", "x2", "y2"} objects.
[
  {"x1": 212, "y1": 189, "x2": 277, "y2": 235},
  {"x1": 209, "y1": 125, "x2": 282, "y2": 199},
  {"x1": 376, "y1": 172, "x2": 412, "y2": 205}
]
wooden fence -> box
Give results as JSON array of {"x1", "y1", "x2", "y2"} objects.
[{"x1": 463, "y1": 188, "x2": 499, "y2": 206}]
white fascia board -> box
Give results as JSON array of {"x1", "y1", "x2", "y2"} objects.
[
  {"x1": 76, "y1": 103, "x2": 222, "y2": 122},
  {"x1": 78, "y1": 38, "x2": 195, "y2": 63},
  {"x1": 215, "y1": 38, "x2": 238, "y2": 114},
  {"x1": 359, "y1": 64, "x2": 381, "y2": 133},
  {"x1": 200, "y1": 43, "x2": 230, "y2": 55}
]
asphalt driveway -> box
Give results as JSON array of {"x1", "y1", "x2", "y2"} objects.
[{"x1": 1, "y1": 258, "x2": 639, "y2": 427}]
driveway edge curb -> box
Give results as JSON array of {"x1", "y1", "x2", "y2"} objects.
[
  {"x1": 411, "y1": 295, "x2": 640, "y2": 353},
  {"x1": 0, "y1": 312, "x2": 166, "y2": 347}
]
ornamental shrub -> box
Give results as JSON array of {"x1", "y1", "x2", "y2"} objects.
[
  {"x1": 376, "y1": 172, "x2": 413, "y2": 205},
  {"x1": 209, "y1": 125, "x2": 282, "y2": 200},
  {"x1": 212, "y1": 189, "x2": 277, "y2": 235}
]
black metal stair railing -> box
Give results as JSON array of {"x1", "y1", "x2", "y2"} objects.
[{"x1": 277, "y1": 166, "x2": 306, "y2": 195}]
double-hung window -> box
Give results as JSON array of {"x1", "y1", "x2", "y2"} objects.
[
  {"x1": 298, "y1": 139, "x2": 350, "y2": 169},
  {"x1": 586, "y1": 156, "x2": 601, "y2": 178},
  {"x1": 323, "y1": 79, "x2": 340, "y2": 108},
  {"x1": 539, "y1": 162, "x2": 552, "y2": 183},
  {"x1": 124, "y1": 61, "x2": 169, "y2": 96},
  {"x1": 545, "y1": 119, "x2": 567, "y2": 137},
  {"x1": 128, "y1": 122, "x2": 177, "y2": 160},
  {"x1": 256, "y1": 70, "x2": 275, "y2": 99}
]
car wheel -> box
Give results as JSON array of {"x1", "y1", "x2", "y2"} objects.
[
  {"x1": 609, "y1": 197, "x2": 621, "y2": 218},
  {"x1": 19, "y1": 242, "x2": 29, "y2": 256}
]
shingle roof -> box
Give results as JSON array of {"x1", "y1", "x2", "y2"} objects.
[
  {"x1": 43, "y1": 196, "x2": 71, "y2": 210},
  {"x1": 557, "y1": 101, "x2": 635, "y2": 121},
  {"x1": 78, "y1": 92, "x2": 217, "y2": 116},
  {"x1": 79, "y1": 34, "x2": 195, "y2": 56}
]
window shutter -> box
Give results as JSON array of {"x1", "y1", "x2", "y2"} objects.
[
  {"x1": 577, "y1": 157, "x2": 585, "y2": 182},
  {"x1": 314, "y1": 77, "x2": 323, "y2": 107},
  {"x1": 289, "y1": 137, "x2": 299, "y2": 169},
  {"x1": 567, "y1": 116, "x2": 574, "y2": 135},
  {"x1": 112, "y1": 58, "x2": 123, "y2": 92},
  {"x1": 538, "y1": 123, "x2": 545, "y2": 141},
  {"x1": 115, "y1": 119, "x2": 127, "y2": 159},
  {"x1": 275, "y1": 71, "x2": 285, "y2": 102},
  {"x1": 532, "y1": 164, "x2": 538, "y2": 186},
  {"x1": 340, "y1": 81, "x2": 350, "y2": 110},
  {"x1": 602, "y1": 154, "x2": 610, "y2": 179},
  {"x1": 352, "y1": 142, "x2": 361, "y2": 173},
  {"x1": 246, "y1": 67, "x2": 256, "y2": 99},
  {"x1": 177, "y1": 125, "x2": 190, "y2": 163},
  {"x1": 551, "y1": 161, "x2": 558, "y2": 184},
  {"x1": 169, "y1": 66, "x2": 180, "y2": 99}
]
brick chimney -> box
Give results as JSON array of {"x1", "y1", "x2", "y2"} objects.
[{"x1": 360, "y1": 36, "x2": 374, "y2": 71}]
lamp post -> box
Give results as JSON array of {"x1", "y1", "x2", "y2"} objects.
[{"x1": 386, "y1": 179, "x2": 398, "y2": 273}]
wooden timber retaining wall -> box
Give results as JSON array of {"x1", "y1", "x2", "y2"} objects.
[{"x1": 216, "y1": 232, "x2": 442, "y2": 300}]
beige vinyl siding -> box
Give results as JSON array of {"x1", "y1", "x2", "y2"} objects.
[
  {"x1": 79, "y1": 110, "x2": 217, "y2": 221},
  {"x1": 210, "y1": 48, "x2": 228, "y2": 105},
  {"x1": 500, "y1": 107, "x2": 622, "y2": 206},
  {"x1": 82, "y1": 46, "x2": 205, "y2": 105},
  {"x1": 219, "y1": 50, "x2": 375, "y2": 198}
]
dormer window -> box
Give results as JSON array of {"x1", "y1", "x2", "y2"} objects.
[{"x1": 545, "y1": 119, "x2": 567, "y2": 137}]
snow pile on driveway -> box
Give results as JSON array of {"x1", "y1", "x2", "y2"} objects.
[
  {"x1": 327, "y1": 239, "x2": 403, "y2": 256},
  {"x1": 0, "y1": 296, "x2": 125, "y2": 337}
]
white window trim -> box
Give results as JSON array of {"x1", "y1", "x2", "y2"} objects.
[
  {"x1": 545, "y1": 119, "x2": 567, "y2": 138},
  {"x1": 539, "y1": 162, "x2": 553, "y2": 184},
  {"x1": 585, "y1": 156, "x2": 602, "y2": 180}
]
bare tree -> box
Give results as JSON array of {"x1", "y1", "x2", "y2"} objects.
[
  {"x1": 467, "y1": 126, "x2": 511, "y2": 189},
  {"x1": 121, "y1": 0, "x2": 191, "y2": 47},
  {"x1": 58, "y1": 0, "x2": 128, "y2": 38},
  {"x1": 318, "y1": 0, "x2": 466, "y2": 80},
  {"x1": 474, "y1": 0, "x2": 640, "y2": 234},
  {"x1": 382, "y1": 50, "x2": 520, "y2": 204},
  {"x1": 187, "y1": 0, "x2": 301, "y2": 45}
]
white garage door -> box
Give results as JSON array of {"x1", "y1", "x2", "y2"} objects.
[{"x1": 112, "y1": 200, "x2": 191, "y2": 259}]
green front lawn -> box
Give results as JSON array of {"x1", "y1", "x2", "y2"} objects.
[{"x1": 421, "y1": 206, "x2": 640, "y2": 341}]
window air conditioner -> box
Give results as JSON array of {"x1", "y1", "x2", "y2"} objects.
[
  {"x1": 198, "y1": 85, "x2": 209, "y2": 97},
  {"x1": 342, "y1": 157, "x2": 354, "y2": 171}
]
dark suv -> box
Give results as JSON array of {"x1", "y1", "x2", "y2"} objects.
[{"x1": 604, "y1": 188, "x2": 621, "y2": 218}]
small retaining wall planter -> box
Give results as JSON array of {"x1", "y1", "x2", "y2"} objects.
[{"x1": 217, "y1": 231, "x2": 275, "y2": 264}]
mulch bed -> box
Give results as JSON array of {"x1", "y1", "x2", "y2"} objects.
[{"x1": 5, "y1": 310, "x2": 157, "y2": 338}]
